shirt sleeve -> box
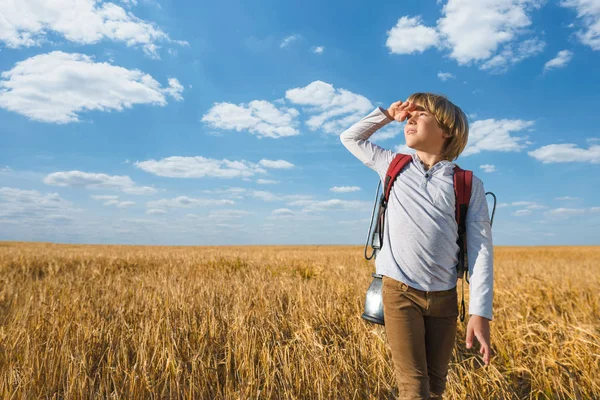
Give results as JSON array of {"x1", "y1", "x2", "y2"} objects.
[
  {"x1": 466, "y1": 176, "x2": 494, "y2": 321},
  {"x1": 339, "y1": 106, "x2": 397, "y2": 180}
]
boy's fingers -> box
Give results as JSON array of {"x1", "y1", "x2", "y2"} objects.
[
  {"x1": 481, "y1": 343, "x2": 490, "y2": 365},
  {"x1": 475, "y1": 332, "x2": 491, "y2": 365},
  {"x1": 465, "y1": 326, "x2": 474, "y2": 349}
]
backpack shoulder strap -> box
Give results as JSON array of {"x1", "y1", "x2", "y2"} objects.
[
  {"x1": 453, "y1": 166, "x2": 473, "y2": 230},
  {"x1": 382, "y1": 153, "x2": 413, "y2": 206},
  {"x1": 454, "y1": 166, "x2": 473, "y2": 322}
]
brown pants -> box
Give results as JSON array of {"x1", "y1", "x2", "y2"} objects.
[{"x1": 382, "y1": 275, "x2": 458, "y2": 400}]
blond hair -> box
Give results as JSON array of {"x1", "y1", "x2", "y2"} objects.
[{"x1": 407, "y1": 92, "x2": 469, "y2": 162}]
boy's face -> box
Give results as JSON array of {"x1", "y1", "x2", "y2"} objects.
[{"x1": 403, "y1": 102, "x2": 451, "y2": 153}]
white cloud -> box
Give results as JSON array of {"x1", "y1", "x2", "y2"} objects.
[
  {"x1": 201, "y1": 187, "x2": 248, "y2": 199},
  {"x1": 285, "y1": 80, "x2": 373, "y2": 134},
  {"x1": 394, "y1": 144, "x2": 415, "y2": 154},
  {"x1": 462, "y1": 119, "x2": 535, "y2": 156},
  {"x1": 480, "y1": 164, "x2": 497, "y2": 173},
  {"x1": 199, "y1": 187, "x2": 312, "y2": 204},
  {"x1": 513, "y1": 209, "x2": 532, "y2": 216},
  {"x1": 256, "y1": 179, "x2": 279, "y2": 185},
  {"x1": 258, "y1": 159, "x2": 295, "y2": 169},
  {"x1": 555, "y1": 196, "x2": 580, "y2": 201},
  {"x1": 0, "y1": 187, "x2": 79, "y2": 223},
  {"x1": 246, "y1": 190, "x2": 313, "y2": 203},
  {"x1": 386, "y1": 16, "x2": 440, "y2": 54},
  {"x1": 207, "y1": 209, "x2": 252, "y2": 220},
  {"x1": 146, "y1": 208, "x2": 166, "y2": 215},
  {"x1": 497, "y1": 201, "x2": 545, "y2": 210},
  {"x1": 330, "y1": 186, "x2": 361, "y2": 193},
  {"x1": 109, "y1": 200, "x2": 135, "y2": 208},
  {"x1": 438, "y1": 0, "x2": 543, "y2": 65},
  {"x1": 134, "y1": 156, "x2": 271, "y2": 178},
  {"x1": 387, "y1": 1, "x2": 545, "y2": 72},
  {"x1": 272, "y1": 208, "x2": 295, "y2": 216},
  {"x1": 91, "y1": 195, "x2": 135, "y2": 208},
  {"x1": 528, "y1": 144, "x2": 600, "y2": 163},
  {"x1": 313, "y1": 46, "x2": 325, "y2": 54},
  {"x1": 545, "y1": 208, "x2": 587, "y2": 217},
  {"x1": 201, "y1": 100, "x2": 300, "y2": 138},
  {"x1": 146, "y1": 196, "x2": 235, "y2": 209},
  {"x1": 560, "y1": 0, "x2": 600, "y2": 50},
  {"x1": 251, "y1": 190, "x2": 280, "y2": 202},
  {"x1": 90, "y1": 195, "x2": 119, "y2": 200},
  {"x1": 280, "y1": 34, "x2": 300, "y2": 48},
  {"x1": 0, "y1": 0, "x2": 186, "y2": 56},
  {"x1": 543, "y1": 50, "x2": 574, "y2": 71},
  {"x1": 437, "y1": 71, "x2": 456, "y2": 81},
  {"x1": 479, "y1": 38, "x2": 546, "y2": 73},
  {"x1": 44, "y1": 170, "x2": 157, "y2": 195},
  {"x1": 0, "y1": 51, "x2": 183, "y2": 123},
  {"x1": 371, "y1": 124, "x2": 404, "y2": 141},
  {"x1": 286, "y1": 198, "x2": 371, "y2": 213}
]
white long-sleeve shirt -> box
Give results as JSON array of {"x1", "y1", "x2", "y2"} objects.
[{"x1": 340, "y1": 107, "x2": 494, "y2": 320}]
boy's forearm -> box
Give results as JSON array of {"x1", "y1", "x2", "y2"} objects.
[{"x1": 339, "y1": 107, "x2": 394, "y2": 164}]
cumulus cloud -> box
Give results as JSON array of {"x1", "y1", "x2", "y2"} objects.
[
  {"x1": 386, "y1": 16, "x2": 440, "y2": 54},
  {"x1": 387, "y1": 1, "x2": 545, "y2": 72},
  {"x1": 394, "y1": 144, "x2": 415, "y2": 154},
  {"x1": 480, "y1": 164, "x2": 497, "y2": 173},
  {"x1": 44, "y1": 170, "x2": 157, "y2": 195},
  {"x1": 330, "y1": 186, "x2": 361, "y2": 193},
  {"x1": 0, "y1": 51, "x2": 183, "y2": 123},
  {"x1": 543, "y1": 50, "x2": 574, "y2": 71},
  {"x1": 285, "y1": 80, "x2": 373, "y2": 134},
  {"x1": 0, "y1": 187, "x2": 79, "y2": 224},
  {"x1": 286, "y1": 198, "x2": 371, "y2": 213},
  {"x1": 201, "y1": 100, "x2": 300, "y2": 138},
  {"x1": 0, "y1": 0, "x2": 186, "y2": 57},
  {"x1": 280, "y1": 34, "x2": 300, "y2": 48},
  {"x1": 497, "y1": 201, "x2": 546, "y2": 210},
  {"x1": 272, "y1": 208, "x2": 295, "y2": 216},
  {"x1": 207, "y1": 209, "x2": 252, "y2": 220},
  {"x1": 513, "y1": 209, "x2": 532, "y2": 216},
  {"x1": 560, "y1": 0, "x2": 600, "y2": 50},
  {"x1": 258, "y1": 159, "x2": 295, "y2": 169},
  {"x1": 438, "y1": 0, "x2": 543, "y2": 64},
  {"x1": 462, "y1": 119, "x2": 535, "y2": 156},
  {"x1": 479, "y1": 38, "x2": 546, "y2": 74},
  {"x1": 90, "y1": 194, "x2": 135, "y2": 208},
  {"x1": 107, "y1": 200, "x2": 135, "y2": 208},
  {"x1": 256, "y1": 179, "x2": 279, "y2": 185},
  {"x1": 146, "y1": 196, "x2": 235, "y2": 209},
  {"x1": 371, "y1": 124, "x2": 404, "y2": 141},
  {"x1": 134, "y1": 156, "x2": 271, "y2": 178},
  {"x1": 313, "y1": 46, "x2": 325, "y2": 54},
  {"x1": 146, "y1": 208, "x2": 166, "y2": 215},
  {"x1": 545, "y1": 208, "x2": 587, "y2": 217},
  {"x1": 528, "y1": 144, "x2": 600, "y2": 163},
  {"x1": 437, "y1": 72, "x2": 456, "y2": 81}
]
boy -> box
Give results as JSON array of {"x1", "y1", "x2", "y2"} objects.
[{"x1": 340, "y1": 94, "x2": 493, "y2": 399}]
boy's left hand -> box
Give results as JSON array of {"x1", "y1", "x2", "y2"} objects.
[{"x1": 466, "y1": 315, "x2": 491, "y2": 365}]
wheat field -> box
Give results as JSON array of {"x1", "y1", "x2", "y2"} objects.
[{"x1": 0, "y1": 242, "x2": 598, "y2": 399}]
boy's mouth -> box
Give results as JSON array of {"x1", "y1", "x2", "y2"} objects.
[{"x1": 406, "y1": 129, "x2": 417, "y2": 135}]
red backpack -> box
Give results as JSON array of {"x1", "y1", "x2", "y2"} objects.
[{"x1": 376, "y1": 153, "x2": 472, "y2": 321}]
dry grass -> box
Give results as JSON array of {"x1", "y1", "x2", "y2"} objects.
[{"x1": 0, "y1": 242, "x2": 599, "y2": 399}]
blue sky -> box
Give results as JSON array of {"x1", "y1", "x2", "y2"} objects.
[{"x1": 0, "y1": 0, "x2": 599, "y2": 246}]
